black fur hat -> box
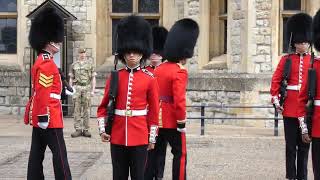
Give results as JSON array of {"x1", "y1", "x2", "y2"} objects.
[
  {"x1": 116, "y1": 15, "x2": 152, "y2": 64},
  {"x1": 286, "y1": 13, "x2": 312, "y2": 48},
  {"x1": 152, "y1": 26, "x2": 168, "y2": 56},
  {"x1": 29, "y1": 8, "x2": 64, "y2": 52},
  {"x1": 163, "y1": 18, "x2": 199, "y2": 62},
  {"x1": 313, "y1": 9, "x2": 320, "y2": 51}
]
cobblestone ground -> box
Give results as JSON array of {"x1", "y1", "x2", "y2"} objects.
[{"x1": 0, "y1": 115, "x2": 314, "y2": 180}]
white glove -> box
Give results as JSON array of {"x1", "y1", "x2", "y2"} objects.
[
  {"x1": 37, "y1": 115, "x2": 49, "y2": 129},
  {"x1": 272, "y1": 96, "x2": 283, "y2": 113},
  {"x1": 177, "y1": 120, "x2": 186, "y2": 133},
  {"x1": 177, "y1": 127, "x2": 186, "y2": 133},
  {"x1": 65, "y1": 87, "x2": 76, "y2": 96},
  {"x1": 38, "y1": 122, "x2": 49, "y2": 129},
  {"x1": 298, "y1": 117, "x2": 309, "y2": 135}
]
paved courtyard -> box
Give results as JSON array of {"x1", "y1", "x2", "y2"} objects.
[{"x1": 0, "y1": 115, "x2": 314, "y2": 180}]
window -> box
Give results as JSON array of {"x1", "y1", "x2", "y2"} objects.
[
  {"x1": 0, "y1": 0, "x2": 17, "y2": 54},
  {"x1": 209, "y1": 0, "x2": 228, "y2": 60},
  {"x1": 110, "y1": 0, "x2": 161, "y2": 53},
  {"x1": 219, "y1": 0, "x2": 228, "y2": 54},
  {"x1": 280, "y1": 0, "x2": 305, "y2": 53}
]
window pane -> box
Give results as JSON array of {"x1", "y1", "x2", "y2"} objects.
[
  {"x1": 0, "y1": 0, "x2": 17, "y2": 12},
  {"x1": 0, "y1": 19, "x2": 17, "y2": 54},
  {"x1": 138, "y1": 0, "x2": 159, "y2": 13},
  {"x1": 224, "y1": 0, "x2": 228, "y2": 13},
  {"x1": 224, "y1": 20, "x2": 227, "y2": 54},
  {"x1": 219, "y1": 0, "x2": 227, "y2": 14},
  {"x1": 284, "y1": 0, "x2": 301, "y2": 10},
  {"x1": 283, "y1": 17, "x2": 289, "y2": 53},
  {"x1": 112, "y1": 19, "x2": 120, "y2": 54},
  {"x1": 112, "y1": 0, "x2": 133, "y2": 13}
]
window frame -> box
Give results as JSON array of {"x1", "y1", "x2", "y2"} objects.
[
  {"x1": 0, "y1": 3, "x2": 18, "y2": 54},
  {"x1": 108, "y1": 0, "x2": 163, "y2": 56},
  {"x1": 218, "y1": 0, "x2": 227, "y2": 55},
  {"x1": 209, "y1": 0, "x2": 228, "y2": 61},
  {"x1": 279, "y1": 0, "x2": 306, "y2": 54}
]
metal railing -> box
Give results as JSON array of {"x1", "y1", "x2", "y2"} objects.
[
  {"x1": 1, "y1": 103, "x2": 282, "y2": 136},
  {"x1": 186, "y1": 104, "x2": 282, "y2": 136}
]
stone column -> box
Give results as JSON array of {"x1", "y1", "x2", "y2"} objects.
[
  {"x1": 249, "y1": 0, "x2": 272, "y2": 73},
  {"x1": 184, "y1": 0, "x2": 200, "y2": 72},
  {"x1": 198, "y1": 0, "x2": 210, "y2": 68},
  {"x1": 228, "y1": 0, "x2": 247, "y2": 73}
]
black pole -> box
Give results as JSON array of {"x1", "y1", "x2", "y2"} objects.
[
  {"x1": 274, "y1": 107, "x2": 279, "y2": 136},
  {"x1": 201, "y1": 104, "x2": 205, "y2": 136}
]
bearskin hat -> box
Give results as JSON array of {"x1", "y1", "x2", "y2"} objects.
[
  {"x1": 286, "y1": 13, "x2": 312, "y2": 48},
  {"x1": 29, "y1": 8, "x2": 64, "y2": 52},
  {"x1": 152, "y1": 26, "x2": 168, "y2": 56},
  {"x1": 163, "y1": 18, "x2": 199, "y2": 62},
  {"x1": 313, "y1": 9, "x2": 320, "y2": 51},
  {"x1": 116, "y1": 15, "x2": 152, "y2": 64}
]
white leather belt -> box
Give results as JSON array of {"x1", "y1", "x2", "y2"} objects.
[
  {"x1": 50, "y1": 93, "x2": 61, "y2": 100},
  {"x1": 115, "y1": 109, "x2": 147, "y2": 117},
  {"x1": 314, "y1": 100, "x2": 320, "y2": 106},
  {"x1": 286, "y1": 85, "x2": 300, "y2": 91}
]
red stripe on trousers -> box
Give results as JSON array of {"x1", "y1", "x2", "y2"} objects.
[{"x1": 179, "y1": 133, "x2": 187, "y2": 180}]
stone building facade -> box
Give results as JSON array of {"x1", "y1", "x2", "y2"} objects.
[{"x1": 1, "y1": 0, "x2": 320, "y2": 127}]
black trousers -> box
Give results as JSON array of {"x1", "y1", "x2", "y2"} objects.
[
  {"x1": 111, "y1": 144, "x2": 148, "y2": 180},
  {"x1": 149, "y1": 129, "x2": 187, "y2": 180},
  {"x1": 145, "y1": 129, "x2": 168, "y2": 180},
  {"x1": 27, "y1": 127, "x2": 72, "y2": 180},
  {"x1": 312, "y1": 138, "x2": 320, "y2": 180},
  {"x1": 283, "y1": 117, "x2": 310, "y2": 180}
]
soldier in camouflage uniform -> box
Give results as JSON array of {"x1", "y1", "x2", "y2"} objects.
[{"x1": 69, "y1": 48, "x2": 96, "y2": 138}]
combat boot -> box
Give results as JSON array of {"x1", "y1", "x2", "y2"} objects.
[
  {"x1": 71, "y1": 130, "x2": 82, "y2": 138},
  {"x1": 82, "y1": 130, "x2": 91, "y2": 138}
]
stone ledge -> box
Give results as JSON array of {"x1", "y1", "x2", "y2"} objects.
[
  {"x1": 0, "y1": 63, "x2": 22, "y2": 72},
  {"x1": 95, "y1": 64, "x2": 272, "y2": 92},
  {"x1": 188, "y1": 72, "x2": 271, "y2": 91}
]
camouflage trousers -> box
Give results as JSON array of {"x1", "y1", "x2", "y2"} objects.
[{"x1": 73, "y1": 85, "x2": 91, "y2": 131}]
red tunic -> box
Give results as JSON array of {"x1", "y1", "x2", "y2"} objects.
[
  {"x1": 24, "y1": 52, "x2": 64, "y2": 128},
  {"x1": 145, "y1": 65, "x2": 155, "y2": 73},
  {"x1": 298, "y1": 57, "x2": 320, "y2": 138},
  {"x1": 270, "y1": 53, "x2": 311, "y2": 118},
  {"x1": 154, "y1": 61, "x2": 188, "y2": 129},
  {"x1": 97, "y1": 67, "x2": 159, "y2": 146}
]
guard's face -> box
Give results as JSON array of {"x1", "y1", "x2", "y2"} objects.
[
  {"x1": 49, "y1": 42, "x2": 62, "y2": 54},
  {"x1": 124, "y1": 51, "x2": 142, "y2": 67},
  {"x1": 79, "y1": 52, "x2": 86, "y2": 60},
  {"x1": 149, "y1": 53, "x2": 162, "y2": 66},
  {"x1": 294, "y1": 42, "x2": 309, "y2": 53},
  {"x1": 180, "y1": 59, "x2": 187, "y2": 65}
]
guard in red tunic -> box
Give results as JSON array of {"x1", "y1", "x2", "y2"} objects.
[
  {"x1": 144, "y1": 26, "x2": 168, "y2": 180},
  {"x1": 270, "y1": 13, "x2": 312, "y2": 180},
  {"x1": 24, "y1": 8, "x2": 71, "y2": 180},
  {"x1": 297, "y1": 9, "x2": 320, "y2": 180},
  {"x1": 145, "y1": 26, "x2": 168, "y2": 73},
  {"x1": 97, "y1": 15, "x2": 159, "y2": 180},
  {"x1": 154, "y1": 19, "x2": 199, "y2": 180}
]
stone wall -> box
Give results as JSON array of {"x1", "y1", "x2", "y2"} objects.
[
  {"x1": 0, "y1": 64, "x2": 29, "y2": 115},
  {"x1": 229, "y1": 0, "x2": 246, "y2": 72},
  {"x1": 184, "y1": 0, "x2": 200, "y2": 71},
  {"x1": 251, "y1": 0, "x2": 272, "y2": 73}
]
